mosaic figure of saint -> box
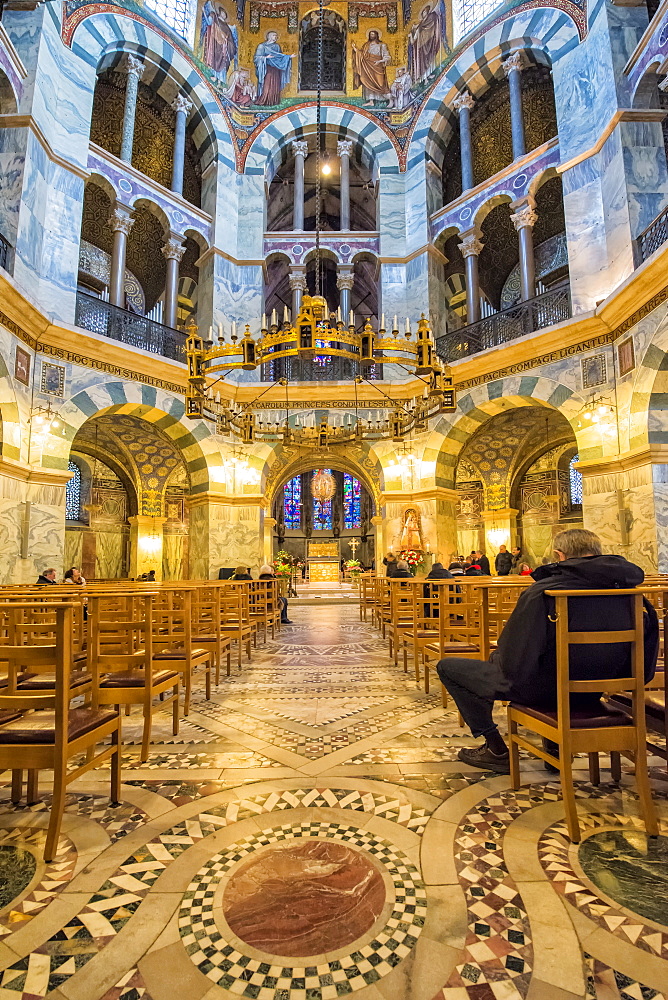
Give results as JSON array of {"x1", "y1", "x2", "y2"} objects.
[
  {"x1": 224, "y1": 67, "x2": 256, "y2": 106},
  {"x1": 352, "y1": 30, "x2": 391, "y2": 106},
  {"x1": 199, "y1": 1, "x2": 238, "y2": 85},
  {"x1": 408, "y1": 3, "x2": 442, "y2": 83},
  {"x1": 389, "y1": 66, "x2": 413, "y2": 109},
  {"x1": 254, "y1": 31, "x2": 293, "y2": 107}
]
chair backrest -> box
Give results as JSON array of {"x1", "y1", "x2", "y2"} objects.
[
  {"x1": 0, "y1": 602, "x2": 74, "y2": 718},
  {"x1": 87, "y1": 592, "x2": 155, "y2": 683},
  {"x1": 546, "y1": 588, "x2": 646, "y2": 731}
]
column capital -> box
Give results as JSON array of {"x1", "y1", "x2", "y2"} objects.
[
  {"x1": 122, "y1": 54, "x2": 145, "y2": 81},
  {"x1": 161, "y1": 235, "x2": 186, "y2": 262},
  {"x1": 459, "y1": 228, "x2": 484, "y2": 257},
  {"x1": 659, "y1": 76, "x2": 668, "y2": 93},
  {"x1": 337, "y1": 139, "x2": 353, "y2": 158},
  {"x1": 172, "y1": 94, "x2": 193, "y2": 116},
  {"x1": 336, "y1": 272, "x2": 354, "y2": 291},
  {"x1": 502, "y1": 52, "x2": 524, "y2": 76},
  {"x1": 289, "y1": 271, "x2": 307, "y2": 291},
  {"x1": 291, "y1": 139, "x2": 308, "y2": 158},
  {"x1": 451, "y1": 90, "x2": 474, "y2": 113},
  {"x1": 108, "y1": 205, "x2": 135, "y2": 236},
  {"x1": 510, "y1": 204, "x2": 538, "y2": 231}
]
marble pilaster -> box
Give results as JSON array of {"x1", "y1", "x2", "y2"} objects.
[
  {"x1": 128, "y1": 515, "x2": 166, "y2": 581},
  {"x1": 188, "y1": 495, "x2": 264, "y2": 579}
]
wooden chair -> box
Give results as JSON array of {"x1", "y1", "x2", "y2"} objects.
[
  {"x1": 359, "y1": 574, "x2": 375, "y2": 622},
  {"x1": 421, "y1": 582, "x2": 489, "y2": 704},
  {"x1": 88, "y1": 592, "x2": 180, "y2": 761},
  {"x1": 151, "y1": 588, "x2": 211, "y2": 715},
  {"x1": 220, "y1": 583, "x2": 253, "y2": 669},
  {"x1": 191, "y1": 585, "x2": 232, "y2": 683},
  {"x1": 0, "y1": 602, "x2": 121, "y2": 861},
  {"x1": 508, "y1": 588, "x2": 658, "y2": 843}
]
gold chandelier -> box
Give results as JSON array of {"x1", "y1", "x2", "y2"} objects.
[{"x1": 184, "y1": 295, "x2": 456, "y2": 446}]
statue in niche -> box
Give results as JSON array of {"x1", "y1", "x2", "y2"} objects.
[
  {"x1": 408, "y1": 0, "x2": 447, "y2": 85},
  {"x1": 399, "y1": 507, "x2": 422, "y2": 550},
  {"x1": 254, "y1": 31, "x2": 294, "y2": 106},
  {"x1": 352, "y1": 30, "x2": 391, "y2": 106},
  {"x1": 224, "y1": 67, "x2": 256, "y2": 106},
  {"x1": 199, "y1": 1, "x2": 238, "y2": 85},
  {"x1": 389, "y1": 67, "x2": 413, "y2": 109}
]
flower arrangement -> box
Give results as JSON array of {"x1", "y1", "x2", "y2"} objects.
[
  {"x1": 399, "y1": 548, "x2": 424, "y2": 576},
  {"x1": 273, "y1": 549, "x2": 294, "y2": 578},
  {"x1": 345, "y1": 558, "x2": 362, "y2": 575}
]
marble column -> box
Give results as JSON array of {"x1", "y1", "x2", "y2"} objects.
[
  {"x1": 289, "y1": 266, "x2": 307, "y2": 317},
  {"x1": 503, "y1": 52, "x2": 526, "y2": 161},
  {"x1": 337, "y1": 139, "x2": 353, "y2": 231},
  {"x1": 161, "y1": 234, "x2": 186, "y2": 330},
  {"x1": 129, "y1": 515, "x2": 166, "y2": 580},
  {"x1": 292, "y1": 139, "x2": 308, "y2": 231},
  {"x1": 171, "y1": 94, "x2": 193, "y2": 196},
  {"x1": 370, "y1": 514, "x2": 384, "y2": 570},
  {"x1": 120, "y1": 54, "x2": 144, "y2": 164},
  {"x1": 263, "y1": 515, "x2": 277, "y2": 565},
  {"x1": 510, "y1": 200, "x2": 538, "y2": 301},
  {"x1": 451, "y1": 91, "x2": 475, "y2": 193},
  {"x1": 108, "y1": 204, "x2": 135, "y2": 308},
  {"x1": 336, "y1": 266, "x2": 354, "y2": 320},
  {"x1": 459, "y1": 228, "x2": 484, "y2": 325}
]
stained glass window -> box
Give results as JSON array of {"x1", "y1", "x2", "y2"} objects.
[
  {"x1": 283, "y1": 475, "x2": 302, "y2": 529},
  {"x1": 312, "y1": 468, "x2": 333, "y2": 530},
  {"x1": 569, "y1": 454, "x2": 583, "y2": 506},
  {"x1": 343, "y1": 473, "x2": 361, "y2": 529},
  {"x1": 145, "y1": 0, "x2": 195, "y2": 40},
  {"x1": 66, "y1": 461, "x2": 81, "y2": 521}
]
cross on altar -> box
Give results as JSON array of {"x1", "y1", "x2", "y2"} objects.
[{"x1": 349, "y1": 538, "x2": 360, "y2": 558}]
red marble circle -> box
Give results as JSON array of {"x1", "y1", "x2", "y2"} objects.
[{"x1": 222, "y1": 839, "x2": 387, "y2": 957}]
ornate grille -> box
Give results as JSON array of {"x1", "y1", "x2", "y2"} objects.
[
  {"x1": 75, "y1": 292, "x2": 186, "y2": 362},
  {"x1": 637, "y1": 205, "x2": 668, "y2": 262},
  {"x1": 453, "y1": 0, "x2": 503, "y2": 42},
  {"x1": 66, "y1": 461, "x2": 82, "y2": 521},
  {"x1": 436, "y1": 284, "x2": 571, "y2": 363}
]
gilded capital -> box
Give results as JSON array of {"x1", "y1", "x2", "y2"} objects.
[
  {"x1": 108, "y1": 205, "x2": 135, "y2": 236},
  {"x1": 502, "y1": 52, "x2": 523, "y2": 76},
  {"x1": 172, "y1": 94, "x2": 193, "y2": 116},
  {"x1": 337, "y1": 139, "x2": 353, "y2": 158},
  {"x1": 451, "y1": 90, "x2": 474, "y2": 113},
  {"x1": 336, "y1": 272, "x2": 355, "y2": 291}
]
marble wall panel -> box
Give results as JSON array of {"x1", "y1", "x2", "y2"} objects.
[
  {"x1": 0, "y1": 474, "x2": 65, "y2": 584},
  {"x1": 404, "y1": 157, "x2": 429, "y2": 255},
  {"x1": 0, "y1": 127, "x2": 27, "y2": 247},
  {"x1": 64, "y1": 528, "x2": 83, "y2": 571},
  {"x1": 377, "y1": 171, "x2": 405, "y2": 257},
  {"x1": 619, "y1": 120, "x2": 668, "y2": 237},
  {"x1": 189, "y1": 501, "x2": 263, "y2": 578},
  {"x1": 95, "y1": 529, "x2": 124, "y2": 579},
  {"x1": 163, "y1": 531, "x2": 186, "y2": 580}
]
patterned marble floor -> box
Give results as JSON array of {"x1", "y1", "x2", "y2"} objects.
[{"x1": 1, "y1": 603, "x2": 667, "y2": 1000}]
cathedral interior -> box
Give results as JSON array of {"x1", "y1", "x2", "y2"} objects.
[{"x1": 0, "y1": 0, "x2": 668, "y2": 994}]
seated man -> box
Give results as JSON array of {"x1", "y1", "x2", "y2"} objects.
[
  {"x1": 259, "y1": 564, "x2": 292, "y2": 624},
  {"x1": 436, "y1": 528, "x2": 659, "y2": 773}
]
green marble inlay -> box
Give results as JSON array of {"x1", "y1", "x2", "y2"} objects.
[
  {"x1": 578, "y1": 830, "x2": 668, "y2": 927},
  {"x1": 0, "y1": 845, "x2": 37, "y2": 911}
]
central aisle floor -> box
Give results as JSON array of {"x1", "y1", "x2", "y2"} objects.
[{"x1": 0, "y1": 604, "x2": 667, "y2": 1000}]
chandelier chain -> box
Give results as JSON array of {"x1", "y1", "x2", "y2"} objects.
[{"x1": 315, "y1": 0, "x2": 324, "y2": 296}]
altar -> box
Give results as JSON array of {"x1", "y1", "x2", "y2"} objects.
[{"x1": 307, "y1": 541, "x2": 340, "y2": 583}]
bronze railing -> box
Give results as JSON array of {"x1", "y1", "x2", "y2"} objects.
[{"x1": 75, "y1": 293, "x2": 186, "y2": 362}]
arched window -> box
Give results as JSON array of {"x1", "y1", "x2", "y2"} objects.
[
  {"x1": 145, "y1": 0, "x2": 195, "y2": 40},
  {"x1": 66, "y1": 461, "x2": 82, "y2": 521},
  {"x1": 569, "y1": 454, "x2": 583, "y2": 506},
  {"x1": 283, "y1": 475, "x2": 302, "y2": 529},
  {"x1": 343, "y1": 473, "x2": 361, "y2": 529},
  {"x1": 312, "y1": 468, "x2": 333, "y2": 530},
  {"x1": 299, "y1": 11, "x2": 346, "y2": 91}
]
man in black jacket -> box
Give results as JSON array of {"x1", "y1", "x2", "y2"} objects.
[
  {"x1": 495, "y1": 545, "x2": 513, "y2": 576},
  {"x1": 436, "y1": 528, "x2": 658, "y2": 773},
  {"x1": 475, "y1": 550, "x2": 490, "y2": 575},
  {"x1": 36, "y1": 568, "x2": 57, "y2": 585}
]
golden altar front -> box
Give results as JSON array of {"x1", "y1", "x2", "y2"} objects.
[{"x1": 307, "y1": 541, "x2": 340, "y2": 583}]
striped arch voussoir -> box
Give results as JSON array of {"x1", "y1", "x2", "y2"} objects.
[
  {"x1": 429, "y1": 376, "x2": 584, "y2": 488},
  {"x1": 43, "y1": 382, "x2": 216, "y2": 492}
]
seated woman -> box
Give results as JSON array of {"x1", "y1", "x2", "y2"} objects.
[
  {"x1": 231, "y1": 566, "x2": 252, "y2": 580},
  {"x1": 63, "y1": 566, "x2": 86, "y2": 585}
]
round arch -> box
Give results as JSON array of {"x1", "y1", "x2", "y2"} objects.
[
  {"x1": 263, "y1": 447, "x2": 382, "y2": 513},
  {"x1": 423, "y1": 378, "x2": 587, "y2": 490},
  {"x1": 41, "y1": 381, "x2": 220, "y2": 493}
]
